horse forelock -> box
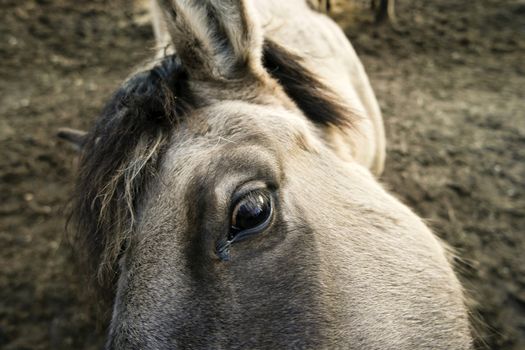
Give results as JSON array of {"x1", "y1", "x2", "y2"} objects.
[
  {"x1": 71, "y1": 54, "x2": 194, "y2": 304},
  {"x1": 72, "y1": 39, "x2": 358, "y2": 305}
]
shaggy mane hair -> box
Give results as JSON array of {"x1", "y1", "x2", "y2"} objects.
[
  {"x1": 72, "y1": 55, "x2": 193, "y2": 304},
  {"x1": 71, "y1": 39, "x2": 356, "y2": 305},
  {"x1": 263, "y1": 39, "x2": 356, "y2": 128}
]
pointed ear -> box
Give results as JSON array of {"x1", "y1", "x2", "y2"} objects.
[
  {"x1": 150, "y1": 0, "x2": 172, "y2": 56},
  {"x1": 155, "y1": 0, "x2": 263, "y2": 79},
  {"x1": 57, "y1": 127, "x2": 87, "y2": 151}
]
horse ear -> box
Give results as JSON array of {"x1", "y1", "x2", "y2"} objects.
[
  {"x1": 150, "y1": 0, "x2": 172, "y2": 56},
  {"x1": 57, "y1": 127, "x2": 87, "y2": 151},
  {"x1": 155, "y1": 0, "x2": 263, "y2": 79}
]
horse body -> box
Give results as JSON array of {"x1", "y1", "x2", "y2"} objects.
[
  {"x1": 254, "y1": 0, "x2": 385, "y2": 174},
  {"x1": 64, "y1": 1, "x2": 472, "y2": 348}
]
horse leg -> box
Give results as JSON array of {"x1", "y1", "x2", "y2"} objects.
[{"x1": 375, "y1": 0, "x2": 397, "y2": 24}]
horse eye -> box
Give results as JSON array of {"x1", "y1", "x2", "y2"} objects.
[{"x1": 229, "y1": 190, "x2": 273, "y2": 241}]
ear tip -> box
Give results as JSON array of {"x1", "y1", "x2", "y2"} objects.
[
  {"x1": 56, "y1": 127, "x2": 88, "y2": 150},
  {"x1": 56, "y1": 127, "x2": 86, "y2": 138},
  {"x1": 56, "y1": 127, "x2": 70, "y2": 139}
]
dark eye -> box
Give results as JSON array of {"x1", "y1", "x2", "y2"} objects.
[{"x1": 229, "y1": 190, "x2": 273, "y2": 241}]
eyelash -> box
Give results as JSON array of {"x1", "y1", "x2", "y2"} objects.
[{"x1": 215, "y1": 187, "x2": 275, "y2": 261}]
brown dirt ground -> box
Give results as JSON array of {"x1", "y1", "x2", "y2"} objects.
[{"x1": 0, "y1": 0, "x2": 523, "y2": 349}]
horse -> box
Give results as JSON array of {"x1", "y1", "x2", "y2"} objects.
[{"x1": 58, "y1": 0, "x2": 472, "y2": 348}]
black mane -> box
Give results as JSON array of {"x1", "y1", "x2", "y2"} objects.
[
  {"x1": 72, "y1": 55, "x2": 194, "y2": 303},
  {"x1": 263, "y1": 39, "x2": 356, "y2": 128}
]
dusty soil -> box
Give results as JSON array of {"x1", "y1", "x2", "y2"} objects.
[{"x1": 0, "y1": 0, "x2": 523, "y2": 349}]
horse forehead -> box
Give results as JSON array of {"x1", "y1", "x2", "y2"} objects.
[
  {"x1": 159, "y1": 100, "x2": 320, "y2": 186},
  {"x1": 190, "y1": 100, "x2": 314, "y2": 141}
]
